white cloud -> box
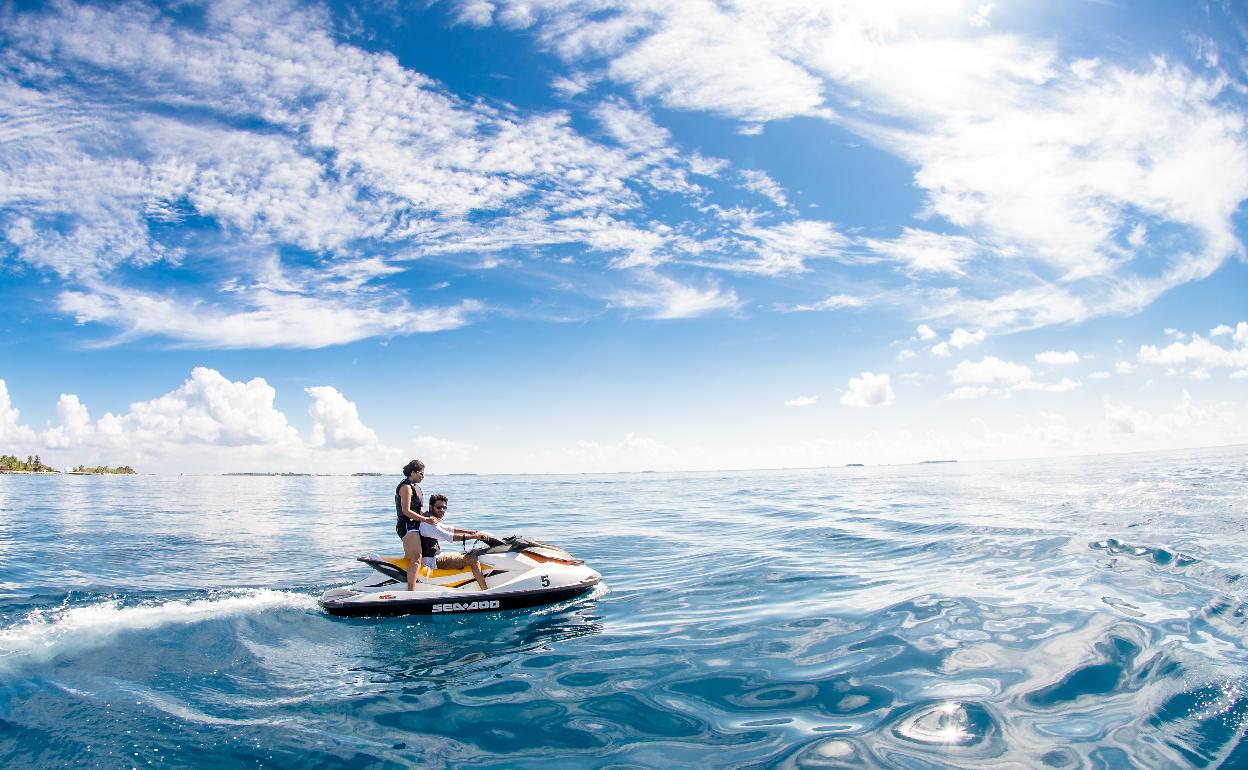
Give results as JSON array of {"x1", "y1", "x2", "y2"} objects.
[
  {"x1": 2, "y1": 1, "x2": 762, "y2": 346},
  {"x1": 3, "y1": 0, "x2": 1245, "y2": 360},
  {"x1": 594, "y1": 100, "x2": 675, "y2": 155},
  {"x1": 864, "y1": 228, "x2": 980, "y2": 276},
  {"x1": 897, "y1": 349, "x2": 916, "y2": 361},
  {"x1": 58, "y1": 285, "x2": 485, "y2": 349},
  {"x1": 1210, "y1": 324, "x2": 1233, "y2": 336},
  {"x1": 689, "y1": 153, "x2": 729, "y2": 177},
  {"x1": 740, "y1": 169, "x2": 790, "y2": 209},
  {"x1": 969, "y1": 4, "x2": 995, "y2": 29},
  {"x1": 1015, "y1": 377, "x2": 1081, "y2": 393},
  {"x1": 0, "y1": 369, "x2": 408, "y2": 473},
  {"x1": 931, "y1": 286, "x2": 1090, "y2": 335},
  {"x1": 948, "y1": 328, "x2": 986, "y2": 349},
  {"x1": 916, "y1": 324, "x2": 938, "y2": 341},
  {"x1": 411, "y1": 434, "x2": 479, "y2": 464},
  {"x1": 42, "y1": 394, "x2": 93, "y2": 450},
  {"x1": 840, "y1": 372, "x2": 895, "y2": 408},
  {"x1": 0, "y1": 380, "x2": 37, "y2": 447},
  {"x1": 1035, "y1": 350, "x2": 1079, "y2": 365},
  {"x1": 610, "y1": 272, "x2": 740, "y2": 319},
  {"x1": 455, "y1": 1, "x2": 496, "y2": 27},
  {"x1": 947, "y1": 385, "x2": 990, "y2": 401},
  {"x1": 930, "y1": 341, "x2": 951, "y2": 357},
  {"x1": 122, "y1": 368, "x2": 300, "y2": 448},
  {"x1": 306, "y1": 386, "x2": 378, "y2": 449},
  {"x1": 1103, "y1": 389, "x2": 1243, "y2": 443},
  {"x1": 481, "y1": 1, "x2": 1248, "y2": 334},
  {"x1": 1138, "y1": 334, "x2": 1248, "y2": 370},
  {"x1": 1115, "y1": 360, "x2": 1137, "y2": 375},
  {"x1": 947, "y1": 355, "x2": 1083, "y2": 398},
  {"x1": 551, "y1": 74, "x2": 591, "y2": 97},
  {"x1": 600, "y1": 3, "x2": 827, "y2": 124},
  {"x1": 781, "y1": 294, "x2": 867, "y2": 313},
  {"x1": 785, "y1": 395, "x2": 818, "y2": 407},
  {"x1": 727, "y1": 220, "x2": 852, "y2": 276},
  {"x1": 951, "y1": 356, "x2": 1033, "y2": 385},
  {"x1": 1070, "y1": 58, "x2": 1100, "y2": 81}
]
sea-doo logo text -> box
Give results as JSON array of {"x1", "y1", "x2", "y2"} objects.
[{"x1": 432, "y1": 600, "x2": 500, "y2": 613}]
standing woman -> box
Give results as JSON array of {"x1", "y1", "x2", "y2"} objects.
[{"x1": 396, "y1": 459, "x2": 436, "y2": 590}]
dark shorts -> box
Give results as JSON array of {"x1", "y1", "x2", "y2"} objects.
[{"x1": 396, "y1": 517, "x2": 420, "y2": 539}]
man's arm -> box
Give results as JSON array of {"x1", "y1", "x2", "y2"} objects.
[{"x1": 419, "y1": 519, "x2": 457, "y2": 541}]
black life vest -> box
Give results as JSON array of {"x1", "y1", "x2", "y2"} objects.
[
  {"x1": 420, "y1": 523, "x2": 441, "y2": 558},
  {"x1": 395, "y1": 479, "x2": 422, "y2": 527}
]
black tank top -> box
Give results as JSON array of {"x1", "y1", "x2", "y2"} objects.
[{"x1": 395, "y1": 480, "x2": 422, "y2": 523}]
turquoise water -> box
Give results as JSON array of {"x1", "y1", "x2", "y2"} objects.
[{"x1": 1, "y1": 446, "x2": 1246, "y2": 768}]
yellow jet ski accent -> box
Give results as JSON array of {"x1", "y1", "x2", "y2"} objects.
[{"x1": 381, "y1": 555, "x2": 494, "y2": 578}]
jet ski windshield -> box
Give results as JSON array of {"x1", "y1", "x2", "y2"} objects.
[{"x1": 483, "y1": 535, "x2": 584, "y2": 564}]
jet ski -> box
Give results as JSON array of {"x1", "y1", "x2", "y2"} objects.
[{"x1": 319, "y1": 535, "x2": 602, "y2": 617}]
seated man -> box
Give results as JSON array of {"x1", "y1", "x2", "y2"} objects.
[{"x1": 417, "y1": 494, "x2": 499, "y2": 590}]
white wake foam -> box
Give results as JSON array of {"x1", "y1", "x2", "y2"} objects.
[{"x1": 0, "y1": 589, "x2": 318, "y2": 673}]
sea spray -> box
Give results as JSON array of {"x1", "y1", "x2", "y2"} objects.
[{"x1": 0, "y1": 589, "x2": 318, "y2": 673}]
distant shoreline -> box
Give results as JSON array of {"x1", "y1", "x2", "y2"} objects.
[{"x1": 1, "y1": 443, "x2": 1243, "y2": 479}]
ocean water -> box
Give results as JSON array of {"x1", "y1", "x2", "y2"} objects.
[{"x1": 1, "y1": 446, "x2": 1246, "y2": 769}]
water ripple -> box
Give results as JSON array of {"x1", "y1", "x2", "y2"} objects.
[{"x1": 0, "y1": 446, "x2": 1246, "y2": 767}]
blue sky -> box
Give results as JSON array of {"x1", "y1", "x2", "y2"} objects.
[{"x1": 1, "y1": 0, "x2": 1246, "y2": 474}]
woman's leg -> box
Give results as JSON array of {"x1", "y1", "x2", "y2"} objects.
[{"x1": 402, "y1": 531, "x2": 423, "y2": 590}]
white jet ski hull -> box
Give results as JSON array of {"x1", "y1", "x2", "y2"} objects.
[{"x1": 319, "y1": 537, "x2": 601, "y2": 617}]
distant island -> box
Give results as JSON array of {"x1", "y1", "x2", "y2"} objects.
[
  {"x1": 68, "y1": 464, "x2": 136, "y2": 475},
  {"x1": 223, "y1": 472, "x2": 313, "y2": 477},
  {"x1": 0, "y1": 454, "x2": 58, "y2": 473},
  {"x1": 352, "y1": 472, "x2": 386, "y2": 476},
  {"x1": 920, "y1": 459, "x2": 957, "y2": 464},
  {"x1": 845, "y1": 463, "x2": 864, "y2": 467},
  {"x1": 0, "y1": 454, "x2": 136, "y2": 474}
]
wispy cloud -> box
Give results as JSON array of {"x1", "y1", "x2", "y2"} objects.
[
  {"x1": 2, "y1": 0, "x2": 1245, "y2": 354},
  {"x1": 0, "y1": 0, "x2": 765, "y2": 346},
  {"x1": 609, "y1": 271, "x2": 740, "y2": 320},
  {"x1": 468, "y1": 0, "x2": 1248, "y2": 332},
  {"x1": 58, "y1": 284, "x2": 485, "y2": 349},
  {"x1": 778, "y1": 294, "x2": 868, "y2": 313}
]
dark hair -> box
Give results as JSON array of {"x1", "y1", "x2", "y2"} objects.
[
  {"x1": 428, "y1": 494, "x2": 448, "y2": 512},
  {"x1": 402, "y1": 459, "x2": 425, "y2": 477}
]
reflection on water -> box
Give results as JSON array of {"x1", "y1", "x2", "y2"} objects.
[{"x1": 0, "y1": 446, "x2": 1246, "y2": 767}]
